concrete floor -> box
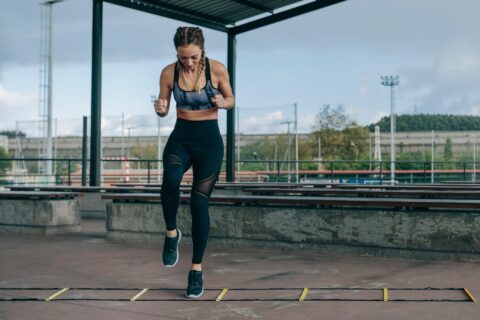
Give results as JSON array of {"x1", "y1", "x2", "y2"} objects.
[{"x1": 0, "y1": 220, "x2": 479, "y2": 320}]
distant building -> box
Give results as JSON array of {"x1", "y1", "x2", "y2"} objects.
[
  {"x1": 6, "y1": 130, "x2": 480, "y2": 160},
  {"x1": 0, "y1": 135, "x2": 8, "y2": 152}
]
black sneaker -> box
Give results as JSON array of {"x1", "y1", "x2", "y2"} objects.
[
  {"x1": 186, "y1": 270, "x2": 204, "y2": 298},
  {"x1": 162, "y1": 229, "x2": 181, "y2": 267}
]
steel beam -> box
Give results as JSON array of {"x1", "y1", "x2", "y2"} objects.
[
  {"x1": 226, "y1": 32, "x2": 236, "y2": 182},
  {"x1": 90, "y1": 0, "x2": 103, "y2": 186},
  {"x1": 230, "y1": 0, "x2": 347, "y2": 35}
]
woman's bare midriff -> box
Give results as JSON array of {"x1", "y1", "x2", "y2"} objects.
[{"x1": 176, "y1": 108, "x2": 219, "y2": 121}]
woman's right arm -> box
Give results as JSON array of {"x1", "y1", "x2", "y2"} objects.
[{"x1": 154, "y1": 65, "x2": 173, "y2": 117}]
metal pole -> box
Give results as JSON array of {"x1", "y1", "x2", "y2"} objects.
[
  {"x1": 473, "y1": 134, "x2": 477, "y2": 182},
  {"x1": 226, "y1": 32, "x2": 236, "y2": 182},
  {"x1": 121, "y1": 112, "x2": 125, "y2": 158},
  {"x1": 236, "y1": 105, "x2": 240, "y2": 179},
  {"x1": 46, "y1": 2, "x2": 53, "y2": 179},
  {"x1": 369, "y1": 134, "x2": 372, "y2": 172},
  {"x1": 390, "y1": 85, "x2": 395, "y2": 184},
  {"x1": 82, "y1": 116, "x2": 87, "y2": 186},
  {"x1": 294, "y1": 103, "x2": 299, "y2": 183},
  {"x1": 318, "y1": 137, "x2": 321, "y2": 171},
  {"x1": 381, "y1": 75, "x2": 399, "y2": 185},
  {"x1": 431, "y1": 129, "x2": 435, "y2": 184},
  {"x1": 157, "y1": 117, "x2": 162, "y2": 183},
  {"x1": 89, "y1": 0, "x2": 103, "y2": 186}
]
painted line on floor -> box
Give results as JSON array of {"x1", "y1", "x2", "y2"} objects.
[
  {"x1": 463, "y1": 288, "x2": 477, "y2": 303},
  {"x1": 45, "y1": 288, "x2": 69, "y2": 301},
  {"x1": 130, "y1": 288, "x2": 149, "y2": 302},
  {"x1": 216, "y1": 288, "x2": 228, "y2": 302},
  {"x1": 299, "y1": 288, "x2": 308, "y2": 302}
]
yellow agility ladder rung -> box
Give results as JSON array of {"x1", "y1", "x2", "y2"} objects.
[
  {"x1": 216, "y1": 288, "x2": 228, "y2": 302},
  {"x1": 45, "y1": 288, "x2": 69, "y2": 301},
  {"x1": 463, "y1": 288, "x2": 477, "y2": 303},
  {"x1": 299, "y1": 288, "x2": 309, "y2": 302},
  {"x1": 130, "y1": 288, "x2": 149, "y2": 302},
  {"x1": 383, "y1": 288, "x2": 388, "y2": 302}
]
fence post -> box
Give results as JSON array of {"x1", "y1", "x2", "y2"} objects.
[
  {"x1": 277, "y1": 161, "x2": 280, "y2": 182},
  {"x1": 330, "y1": 161, "x2": 334, "y2": 183},
  {"x1": 463, "y1": 162, "x2": 467, "y2": 182},
  {"x1": 379, "y1": 161, "x2": 383, "y2": 185},
  {"x1": 68, "y1": 160, "x2": 72, "y2": 186},
  {"x1": 147, "y1": 161, "x2": 151, "y2": 184},
  {"x1": 423, "y1": 162, "x2": 427, "y2": 183}
]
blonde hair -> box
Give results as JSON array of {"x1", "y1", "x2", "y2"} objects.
[{"x1": 174, "y1": 26, "x2": 205, "y2": 92}]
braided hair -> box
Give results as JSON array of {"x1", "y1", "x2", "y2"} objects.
[{"x1": 174, "y1": 27, "x2": 205, "y2": 93}]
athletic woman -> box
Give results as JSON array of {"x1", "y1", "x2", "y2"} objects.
[{"x1": 153, "y1": 26, "x2": 234, "y2": 298}]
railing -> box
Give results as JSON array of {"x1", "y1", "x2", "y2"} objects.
[{"x1": 0, "y1": 158, "x2": 479, "y2": 186}]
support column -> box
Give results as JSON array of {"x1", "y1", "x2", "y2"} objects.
[
  {"x1": 90, "y1": 0, "x2": 103, "y2": 186},
  {"x1": 226, "y1": 32, "x2": 236, "y2": 182}
]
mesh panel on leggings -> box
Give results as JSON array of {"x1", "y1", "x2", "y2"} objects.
[
  {"x1": 192, "y1": 173, "x2": 217, "y2": 199},
  {"x1": 166, "y1": 154, "x2": 183, "y2": 166}
]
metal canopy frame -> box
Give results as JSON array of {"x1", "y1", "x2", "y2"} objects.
[{"x1": 90, "y1": 0, "x2": 347, "y2": 185}]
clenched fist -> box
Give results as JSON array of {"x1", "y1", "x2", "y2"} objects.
[
  {"x1": 154, "y1": 98, "x2": 168, "y2": 116},
  {"x1": 211, "y1": 94, "x2": 227, "y2": 109}
]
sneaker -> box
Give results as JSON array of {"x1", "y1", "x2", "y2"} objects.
[
  {"x1": 186, "y1": 270, "x2": 204, "y2": 298},
  {"x1": 162, "y1": 229, "x2": 181, "y2": 267}
]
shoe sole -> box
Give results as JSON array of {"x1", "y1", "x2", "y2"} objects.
[
  {"x1": 185, "y1": 288, "x2": 204, "y2": 299},
  {"x1": 164, "y1": 229, "x2": 181, "y2": 268}
]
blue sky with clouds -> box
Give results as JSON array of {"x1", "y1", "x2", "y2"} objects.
[{"x1": 1, "y1": 0, "x2": 479, "y2": 137}]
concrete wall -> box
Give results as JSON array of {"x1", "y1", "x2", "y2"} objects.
[
  {"x1": 0, "y1": 199, "x2": 81, "y2": 235},
  {"x1": 106, "y1": 203, "x2": 480, "y2": 261}
]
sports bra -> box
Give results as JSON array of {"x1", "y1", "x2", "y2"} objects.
[{"x1": 172, "y1": 58, "x2": 220, "y2": 111}]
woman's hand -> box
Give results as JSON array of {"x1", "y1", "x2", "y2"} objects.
[
  {"x1": 211, "y1": 94, "x2": 228, "y2": 109},
  {"x1": 154, "y1": 98, "x2": 168, "y2": 116}
]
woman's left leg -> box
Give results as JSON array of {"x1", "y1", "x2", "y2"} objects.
[{"x1": 189, "y1": 146, "x2": 224, "y2": 267}]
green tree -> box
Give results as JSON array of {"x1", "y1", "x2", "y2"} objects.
[
  {"x1": 130, "y1": 143, "x2": 158, "y2": 169},
  {"x1": 0, "y1": 130, "x2": 26, "y2": 138},
  {"x1": 0, "y1": 147, "x2": 12, "y2": 175},
  {"x1": 310, "y1": 104, "x2": 370, "y2": 168}
]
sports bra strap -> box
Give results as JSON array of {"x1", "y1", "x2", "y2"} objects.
[
  {"x1": 174, "y1": 62, "x2": 179, "y2": 83},
  {"x1": 205, "y1": 58, "x2": 211, "y2": 82}
]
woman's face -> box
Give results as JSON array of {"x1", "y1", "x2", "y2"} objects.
[{"x1": 177, "y1": 44, "x2": 202, "y2": 71}]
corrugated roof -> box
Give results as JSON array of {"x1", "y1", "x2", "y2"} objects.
[{"x1": 104, "y1": 0, "x2": 347, "y2": 34}]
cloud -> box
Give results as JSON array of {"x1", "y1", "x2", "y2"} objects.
[
  {"x1": 399, "y1": 40, "x2": 480, "y2": 115},
  {"x1": 0, "y1": 85, "x2": 37, "y2": 131}
]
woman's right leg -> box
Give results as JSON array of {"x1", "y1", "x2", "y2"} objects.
[{"x1": 160, "y1": 139, "x2": 191, "y2": 233}]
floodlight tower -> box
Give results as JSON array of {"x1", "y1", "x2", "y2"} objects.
[
  {"x1": 381, "y1": 75, "x2": 399, "y2": 185},
  {"x1": 39, "y1": 0, "x2": 64, "y2": 180}
]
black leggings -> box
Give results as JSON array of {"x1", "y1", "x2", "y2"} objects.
[{"x1": 160, "y1": 118, "x2": 224, "y2": 264}]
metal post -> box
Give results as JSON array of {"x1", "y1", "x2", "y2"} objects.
[
  {"x1": 294, "y1": 103, "x2": 299, "y2": 183},
  {"x1": 226, "y1": 32, "x2": 236, "y2": 182},
  {"x1": 236, "y1": 105, "x2": 240, "y2": 179},
  {"x1": 46, "y1": 3, "x2": 53, "y2": 179},
  {"x1": 431, "y1": 130, "x2": 434, "y2": 184},
  {"x1": 82, "y1": 116, "x2": 87, "y2": 186},
  {"x1": 89, "y1": 0, "x2": 103, "y2": 186},
  {"x1": 381, "y1": 75, "x2": 399, "y2": 185},
  {"x1": 330, "y1": 161, "x2": 334, "y2": 183},
  {"x1": 147, "y1": 161, "x2": 151, "y2": 184},
  {"x1": 68, "y1": 160, "x2": 71, "y2": 186},
  {"x1": 473, "y1": 134, "x2": 477, "y2": 182},
  {"x1": 121, "y1": 112, "x2": 125, "y2": 158}
]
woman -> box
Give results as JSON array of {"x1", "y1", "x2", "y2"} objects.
[{"x1": 153, "y1": 26, "x2": 234, "y2": 298}]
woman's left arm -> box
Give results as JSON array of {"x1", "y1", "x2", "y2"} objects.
[{"x1": 212, "y1": 62, "x2": 235, "y2": 110}]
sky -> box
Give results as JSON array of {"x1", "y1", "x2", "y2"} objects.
[{"x1": 0, "y1": 0, "x2": 479, "y2": 138}]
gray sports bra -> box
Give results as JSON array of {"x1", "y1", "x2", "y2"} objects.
[{"x1": 172, "y1": 58, "x2": 220, "y2": 111}]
